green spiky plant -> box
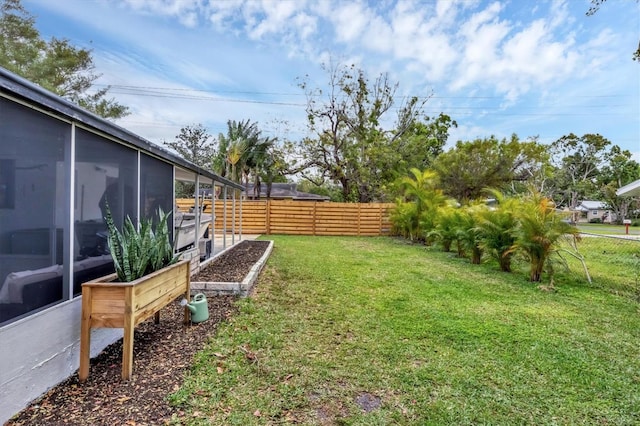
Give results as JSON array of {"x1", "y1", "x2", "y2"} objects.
[{"x1": 104, "y1": 202, "x2": 179, "y2": 282}]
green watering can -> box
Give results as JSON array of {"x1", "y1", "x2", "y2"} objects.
[{"x1": 181, "y1": 293, "x2": 209, "y2": 323}]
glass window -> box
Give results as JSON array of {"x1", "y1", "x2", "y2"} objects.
[
  {"x1": 0, "y1": 97, "x2": 69, "y2": 325},
  {"x1": 140, "y1": 154, "x2": 173, "y2": 235},
  {"x1": 73, "y1": 129, "x2": 137, "y2": 295}
]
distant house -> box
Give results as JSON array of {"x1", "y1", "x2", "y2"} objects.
[
  {"x1": 244, "y1": 183, "x2": 330, "y2": 201},
  {"x1": 575, "y1": 200, "x2": 615, "y2": 223}
]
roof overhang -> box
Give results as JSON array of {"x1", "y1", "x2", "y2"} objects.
[
  {"x1": 616, "y1": 179, "x2": 640, "y2": 197},
  {"x1": 0, "y1": 67, "x2": 243, "y2": 192}
]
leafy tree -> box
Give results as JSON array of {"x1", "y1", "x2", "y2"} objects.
[
  {"x1": 164, "y1": 123, "x2": 215, "y2": 167},
  {"x1": 390, "y1": 113, "x2": 457, "y2": 177},
  {"x1": 596, "y1": 146, "x2": 640, "y2": 223},
  {"x1": 297, "y1": 62, "x2": 428, "y2": 202},
  {"x1": 432, "y1": 134, "x2": 548, "y2": 202},
  {"x1": 0, "y1": 0, "x2": 129, "y2": 119},
  {"x1": 550, "y1": 133, "x2": 611, "y2": 208},
  {"x1": 511, "y1": 190, "x2": 578, "y2": 282},
  {"x1": 163, "y1": 124, "x2": 215, "y2": 198},
  {"x1": 296, "y1": 180, "x2": 343, "y2": 202}
]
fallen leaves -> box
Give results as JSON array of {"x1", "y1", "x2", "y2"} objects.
[{"x1": 7, "y1": 241, "x2": 271, "y2": 425}]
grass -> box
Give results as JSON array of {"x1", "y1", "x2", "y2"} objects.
[
  {"x1": 577, "y1": 222, "x2": 640, "y2": 236},
  {"x1": 169, "y1": 236, "x2": 640, "y2": 425}
]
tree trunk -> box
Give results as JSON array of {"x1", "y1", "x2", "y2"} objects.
[{"x1": 530, "y1": 255, "x2": 545, "y2": 282}]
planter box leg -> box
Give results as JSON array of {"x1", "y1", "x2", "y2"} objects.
[
  {"x1": 79, "y1": 287, "x2": 92, "y2": 382},
  {"x1": 122, "y1": 289, "x2": 134, "y2": 380}
]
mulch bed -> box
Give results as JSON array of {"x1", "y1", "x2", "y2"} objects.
[{"x1": 6, "y1": 240, "x2": 270, "y2": 426}]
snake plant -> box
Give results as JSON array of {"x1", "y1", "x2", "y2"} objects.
[{"x1": 104, "y1": 202, "x2": 179, "y2": 282}]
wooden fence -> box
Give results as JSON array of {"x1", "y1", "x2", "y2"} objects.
[{"x1": 176, "y1": 199, "x2": 394, "y2": 236}]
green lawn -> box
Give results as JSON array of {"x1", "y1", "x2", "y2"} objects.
[
  {"x1": 577, "y1": 222, "x2": 640, "y2": 236},
  {"x1": 170, "y1": 236, "x2": 640, "y2": 425}
]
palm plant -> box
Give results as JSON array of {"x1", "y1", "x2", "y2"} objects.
[
  {"x1": 390, "y1": 201, "x2": 419, "y2": 240},
  {"x1": 395, "y1": 168, "x2": 448, "y2": 242},
  {"x1": 243, "y1": 136, "x2": 276, "y2": 197},
  {"x1": 453, "y1": 203, "x2": 486, "y2": 264},
  {"x1": 215, "y1": 119, "x2": 264, "y2": 183},
  {"x1": 104, "y1": 203, "x2": 178, "y2": 282},
  {"x1": 511, "y1": 190, "x2": 578, "y2": 282},
  {"x1": 476, "y1": 190, "x2": 520, "y2": 272},
  {"x1": 429, "y1": 205, "x2": 459, "y2": 252},
  {"x1": 225, "y1": 139, "x2": 246, "y2": 183}
]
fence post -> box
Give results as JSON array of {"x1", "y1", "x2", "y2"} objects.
[
  {"x1": 266, "y1": 199, "x2": 271, "y2": 235},
  {"x1": 313, "y1": 202, "x2": 317, "y2": 236}
]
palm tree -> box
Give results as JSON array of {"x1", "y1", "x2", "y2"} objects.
[
  {"x1": 215, "y1": 120, "x2": 278, "y2": 198},
  {"x1": 225, "y1": 139, "x2": 246, "y2": 183},
  {"x1": 512, "y1": 190, "x2": 578, "y2": 282},
  {"x1": 242, "y1": 136, "x2": 276, "y2": 198},
  {"x1": 215, "y1": 119, "x2": 261, "y2": 181}
]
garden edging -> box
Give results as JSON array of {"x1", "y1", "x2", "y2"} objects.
[{"x1": 191, "y1": 240, "x2": 274, "y2": 297}]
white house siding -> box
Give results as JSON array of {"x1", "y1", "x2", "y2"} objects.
[{"x1": 0, "y1": 284, "x2": 122, "y2": 423}]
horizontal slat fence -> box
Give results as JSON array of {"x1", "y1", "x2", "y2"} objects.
[{"x1": 176, "y1": 199, "x2": 394, "y2": 236}]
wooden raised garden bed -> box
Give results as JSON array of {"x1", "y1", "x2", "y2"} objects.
[{"x1": 79, "y1": 259, "x2": 190, "y2": 381}]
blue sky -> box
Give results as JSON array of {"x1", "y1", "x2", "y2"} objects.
[{"x1": 24, "y1": 0, "x2": 640, "y2": 161}]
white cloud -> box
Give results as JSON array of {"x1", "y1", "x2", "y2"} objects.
[
  {"x1": 331, "y1": 1, "x2": 371, "y2": 43},
  {"x1": 21, "y1": 0, "x2": 639, "y2": 156}
]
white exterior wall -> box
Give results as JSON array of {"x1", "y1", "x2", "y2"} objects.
[{"x1": 0, "y1": 299, "x2": 122, "y2": 423}]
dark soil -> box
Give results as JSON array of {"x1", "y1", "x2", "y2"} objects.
[
  {"x1": 6, "y1": 240, "x2": 270, "y2": 426},
  {"x1": 193, "y1": 240, "x2": 271, "y2": 282}
]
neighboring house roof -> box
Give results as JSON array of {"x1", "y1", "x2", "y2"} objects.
[
  {"x1": 616, "y1": 179, "x2": 640, "y2": 197},
  {"x1": 245, "y1": 183, "x2": 330, "y2": 201},
  {"x1": 576, "y1": 200, "x2": 607, "y2": 211}
]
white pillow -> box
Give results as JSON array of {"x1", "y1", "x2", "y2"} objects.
[{"x1": 0, "y1": 265, "x2": 63, "y2": 303}]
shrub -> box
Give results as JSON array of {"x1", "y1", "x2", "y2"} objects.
[
  {"x1": 512, "y1": 192, "x2": 579, "y2": 282},
  {"x1": 589, "y1": 218, "x2": 602, "y2": 224},
  {"x1": 476, "y1": 191, "x2": 520, "y2": 272}
]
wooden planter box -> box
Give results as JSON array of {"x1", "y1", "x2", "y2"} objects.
[{"x1": 79, "y1": 259, "x2": 190, "y2": 381}]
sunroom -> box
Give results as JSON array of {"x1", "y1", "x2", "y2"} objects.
[{"x1": 0, "y1": 67, "x2": 243, "y2": 421}]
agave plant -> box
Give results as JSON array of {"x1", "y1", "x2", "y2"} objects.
[{"x1": 104, "y1": 202, "x2": 179, "y2": 282}]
